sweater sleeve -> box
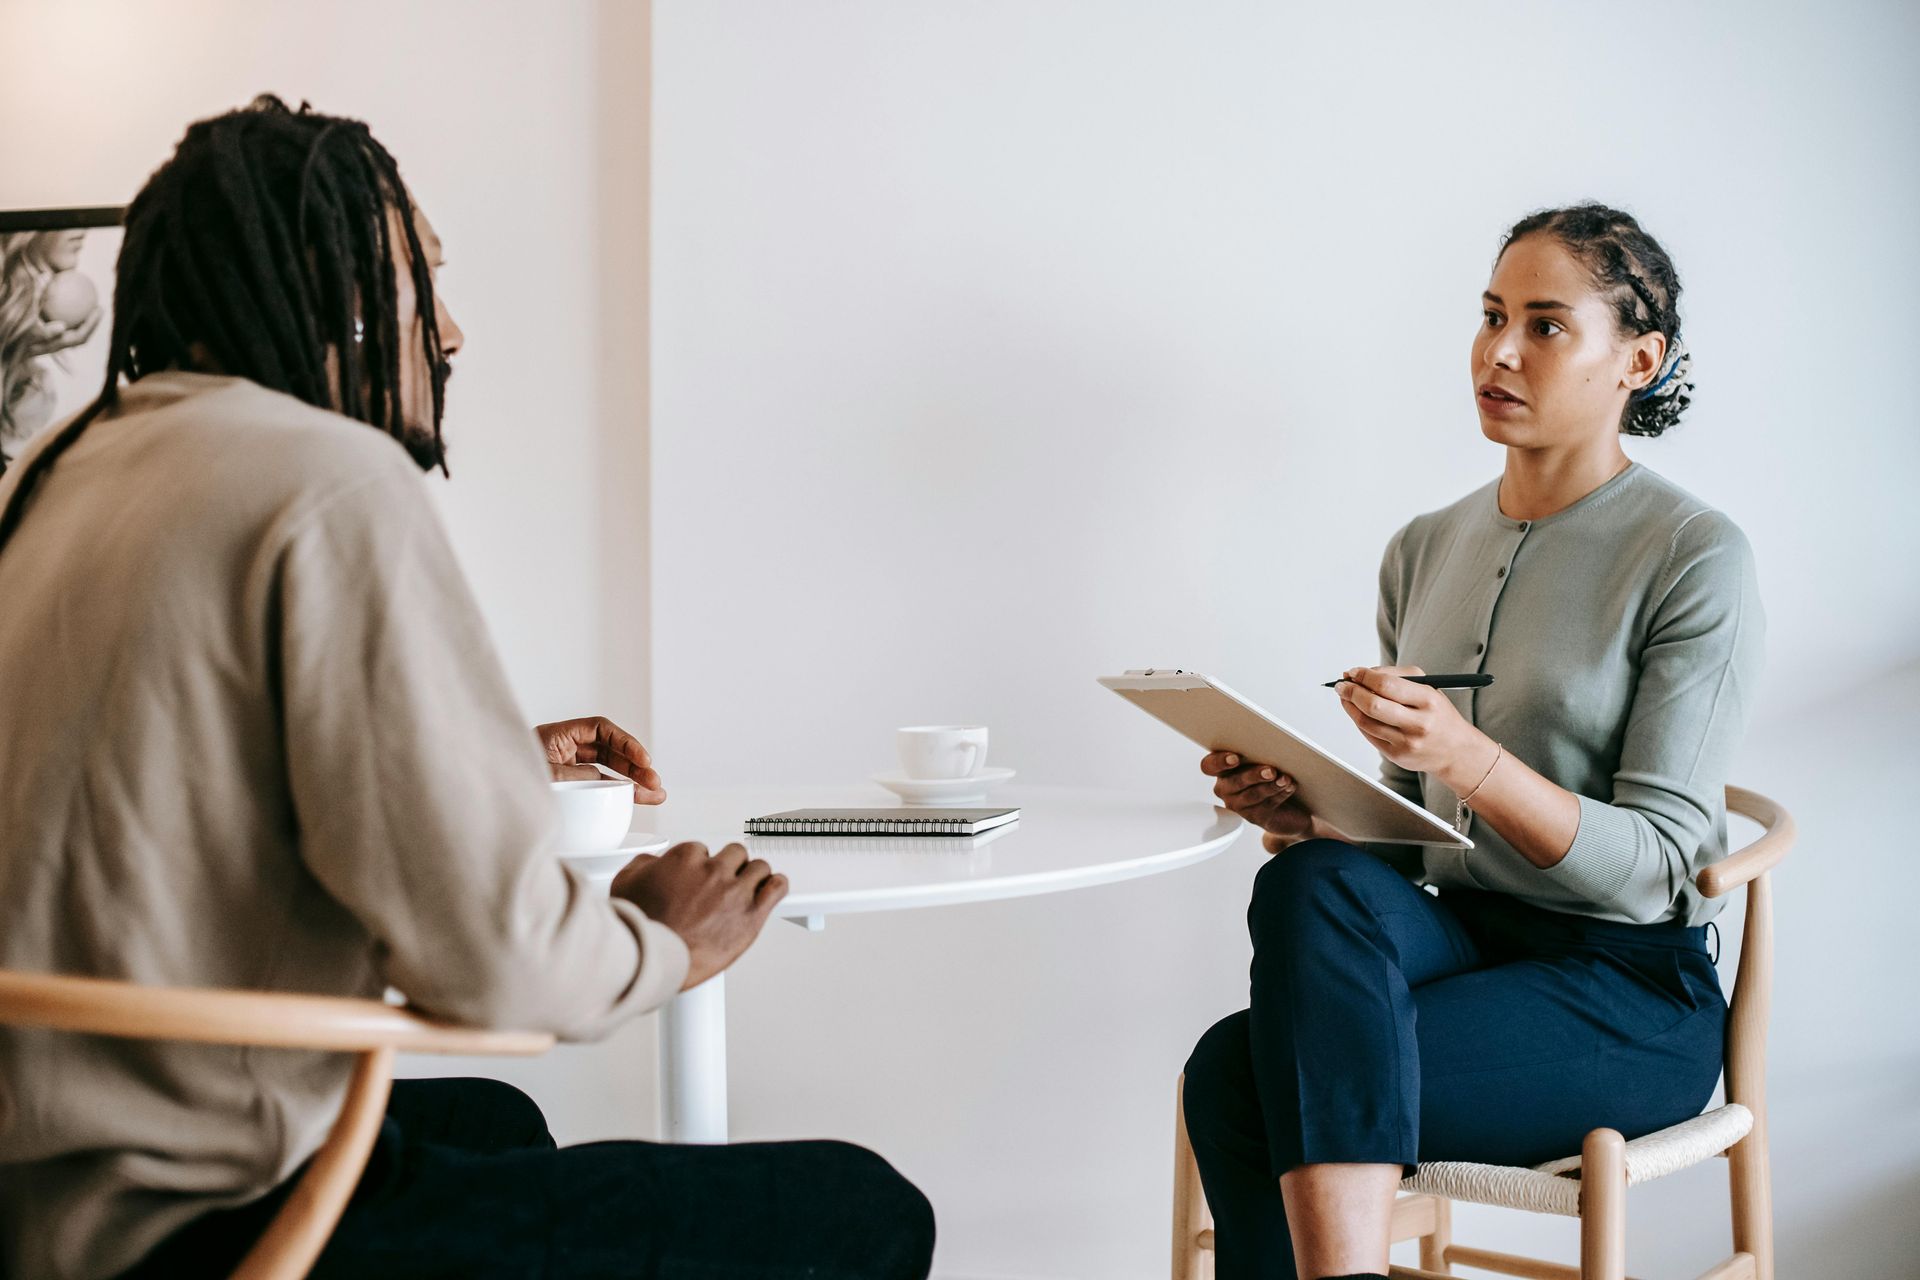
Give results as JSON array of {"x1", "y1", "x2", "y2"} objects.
[
  {"x1": 1540, "y1": 511, "x2": 1765, "y2": 922},
  {"x1": 1362, "y1": 524, "x2": 1427, "y2": 877},
  {"x1": 272, "y1": 456, "x2": 687, "y2": 1037}
]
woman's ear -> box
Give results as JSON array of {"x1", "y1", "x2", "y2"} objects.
[{"x1": 1622, "y1": 330, "x2": 1667, "y2": 394}]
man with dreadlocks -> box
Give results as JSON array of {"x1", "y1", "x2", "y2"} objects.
[{"x1": 0, "y1": 97, "x2": 935, "y2": 1280}]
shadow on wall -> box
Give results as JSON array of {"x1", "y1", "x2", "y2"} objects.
[
  {"x1": 1780, "y1": 1160, "x2": 1920, "y2": 1278},
  {"x1": 1741, "y1": 657, "x2": 1920, "y2": 1276}
]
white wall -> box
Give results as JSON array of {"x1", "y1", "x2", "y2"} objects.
[
  {"x1": 0, "y1": 0, "x2": 614, "y2": 725},
  {"x1": 651, "y1": 3, "x2": 1920, "y2": 1276}
]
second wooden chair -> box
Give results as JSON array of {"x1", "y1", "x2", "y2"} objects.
[{"x1": 1171, "y1": 784, "x2": 1794, "y2": 1280}]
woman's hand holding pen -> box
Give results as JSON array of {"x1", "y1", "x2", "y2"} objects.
[
  {"x1": 1200, "y1": 666, "x2": 1500, "y2": 854},
  {"x1": 1201, "y1": 752, "x2": 1315, "y2": 847},
  {"x1": 1337, "y1": 664, "x2": 1582, "y2": 868},
  {"x1": 1334, "y1": 665, "x2": 1499, "y2": 796}
]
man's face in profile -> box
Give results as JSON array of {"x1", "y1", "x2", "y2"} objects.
[{"x1": 390, "y1": 205, "x2": 463, "y2": 470}]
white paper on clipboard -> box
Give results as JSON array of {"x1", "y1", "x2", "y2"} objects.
[{"x1": 1099, "y1": 669, "x2": 1471, "y2": 849}]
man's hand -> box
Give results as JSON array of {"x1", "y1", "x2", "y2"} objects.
[
  {"x1": 536, "y1": 716, "x2": 665, "y2": 803},
  {"x1": 611, "y1": 842, "x2": 789, "y2": 990},
  {"x1": 1201, "y1": 751, "x2": 1315, "y2": 847}
]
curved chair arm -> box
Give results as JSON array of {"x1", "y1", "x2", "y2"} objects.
[
  {"x1": 1696, "y1": 786, "x2": 1796, "y2": 900},
  {"x1": 0, "y1": 970, "x2": 553, "y2": 1280},
  {"x1": 0, "y1": 970, "x2": 554, "y2": 1056}
]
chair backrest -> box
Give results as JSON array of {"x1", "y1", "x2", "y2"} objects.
[
  {"x1": 1696, "y1": 786, "x2": 1795, "y2": 1115},
  {"x1": 0, "y1": 972, "x2": 552, "y2": 1280}
]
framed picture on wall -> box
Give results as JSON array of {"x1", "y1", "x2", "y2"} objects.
[{"x1": 0, "y1": 206, "x2": 125, "y2": 467}]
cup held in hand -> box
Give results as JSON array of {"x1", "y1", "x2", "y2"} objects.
[
  {"x1": 551, "y1": 778, "x2": 635, "y2": 851},
  {"x1": 896, "y1": 725, "x2": 989, "y2": 780}
]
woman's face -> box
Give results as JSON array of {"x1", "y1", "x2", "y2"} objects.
[{"x1": 1470, "y1": 234, "x2": 1662, "y2": 450}]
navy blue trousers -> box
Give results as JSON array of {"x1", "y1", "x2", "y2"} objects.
[
  {"x1": 1182, "y1": 840, "x2": 1725, "y2": 1280},
  {"x1": 120, "y1": 1078, "x2": 935, "y2": 1279}
]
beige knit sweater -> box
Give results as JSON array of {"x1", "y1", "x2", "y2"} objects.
[{"x1": 0, "y1": 373, "x2": 687, "y2": 1280}]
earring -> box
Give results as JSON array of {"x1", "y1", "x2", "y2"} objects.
[{"x1": 352, "y1": 317, "x2": 365, "y2": 345}]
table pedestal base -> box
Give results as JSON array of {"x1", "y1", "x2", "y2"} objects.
[{"x1": 659, "y1": 974, "x2": 728, "y2": 1142}]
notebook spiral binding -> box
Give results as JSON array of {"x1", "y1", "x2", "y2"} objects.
[{"x1": 744, "y1": 815, "x2": 984, "y2": 836}]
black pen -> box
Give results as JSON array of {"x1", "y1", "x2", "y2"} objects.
[{"x1": 1323, "y1": 673, "x2": 1494, "y2": 690}]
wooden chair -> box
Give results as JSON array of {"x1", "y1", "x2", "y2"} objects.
[
  {"x1": 0, "y1": 972, "x2": 554, "y2": 1280},
  {"x1": 1171, "y1": 785, "x2": 1794, "y2": 1280}
]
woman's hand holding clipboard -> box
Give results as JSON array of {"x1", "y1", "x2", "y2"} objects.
[
  {"x1": 1199, "y1": 751, "x2": 1317, "y2": 849},
  {"x1": 1205, "y1": 666, "x2": 1492, "y2": 850},
  {"x1": 1097, "y1": 669, "x2": 1473, "y2": 850}
]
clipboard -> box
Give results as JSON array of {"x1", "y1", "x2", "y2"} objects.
[{"x1": 1098, "y1": 669, "x2": 1471, "y2": 849}]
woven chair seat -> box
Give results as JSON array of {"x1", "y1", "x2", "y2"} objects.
[{"x1": 1399, "y1": 1104, "x2": 1754, "y2": 1218}]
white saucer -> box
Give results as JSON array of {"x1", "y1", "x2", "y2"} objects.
[
  {"x1": 558, "y1": 833, "x2": 671, "y2": 875},
  {"x1": 871, "y1": 767, "x2": 1016, "y2": 805}
]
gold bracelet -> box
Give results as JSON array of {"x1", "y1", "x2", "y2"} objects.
[{"x1": 1453, "y1": 742, "x2": 1504, "y2": 833}]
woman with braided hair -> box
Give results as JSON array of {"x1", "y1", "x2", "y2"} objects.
[
  {"x1": 1181, "y1": 205, "x2": 1758, "y2": 1279},
  {"x1": 0, "y1": 97, "x2": 933, "y2": 1280}
]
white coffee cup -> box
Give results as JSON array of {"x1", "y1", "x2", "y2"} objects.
[
  {"x1": 551, "y1": 778, "x2": 635, "y2": 851},
  {"x1": 897, "y1": 725, "x2": 989, "y2": 780}
]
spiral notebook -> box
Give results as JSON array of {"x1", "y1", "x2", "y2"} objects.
[{"x1": 743, "y1": 807, "x2": 1020, "y2": 837}]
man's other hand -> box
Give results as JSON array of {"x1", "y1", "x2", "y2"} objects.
[
  {"x1": 610, "y1": 842, "x2": 789, "y2": 989},
  {"x1": 536, "y1": 716, "x2": 666, "y2": 803}
]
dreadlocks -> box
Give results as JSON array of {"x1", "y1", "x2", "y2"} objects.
[{"x1": 0, "y1": 94, "x2": 448, "y2": 554}]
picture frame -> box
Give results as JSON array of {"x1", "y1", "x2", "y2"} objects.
[{"x1": 0, "y1": 206, "x2": 126, "y2": 466}]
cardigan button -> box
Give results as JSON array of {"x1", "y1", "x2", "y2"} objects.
[
  {"x1": 1475, "y1": 642, "x2": 1486, "y2": 655},
  {"x1": 1496, "y1": 566, "x2": 1507, "y2": 578}
]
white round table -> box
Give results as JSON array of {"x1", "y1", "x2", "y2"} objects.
[{"x1": 587, "y1": 784, "x2": 1244, "y2": 1143}]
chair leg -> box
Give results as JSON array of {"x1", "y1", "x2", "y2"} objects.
[
  {"x1": 1727, "y1": 1121, "x2": 1773, "y2": 1280},
  {"x1": 1419, "y1": 1195, "x2": 1451, "y2": 1273},
  {"x1": 1578, "y1": 1128, "x2": 1627, "y2": 1280},
  {"x1": 1173, "y1": 1076, "x2": 1213, "y2": 1280},
  {"x1": 1389, "y1": 1194, "x2": 1449, "y2": 1272},
  {"x1": 233, "y1": 1046, "x2": 395, "y2": 1280}
]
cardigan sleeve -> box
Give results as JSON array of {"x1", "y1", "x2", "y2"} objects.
[{"x1": 1538, "y1": 511, "x2": 1765, "y2": 922}]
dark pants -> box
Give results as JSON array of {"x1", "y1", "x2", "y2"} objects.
[
  {"x1": 1182, "y1": 840, "x2": 1725, "y2": 1280},
  {"x1": 122, "y1": 1077, "x2": 935, "y2": 1279}
]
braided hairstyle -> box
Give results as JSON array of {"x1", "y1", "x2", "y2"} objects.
[
  {"x1": 1499, "y1": 204, "x2": 1692, "y2": 437},
  {"x1": 0, "y1": 95, "x2": 448, "y2": 555}
]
